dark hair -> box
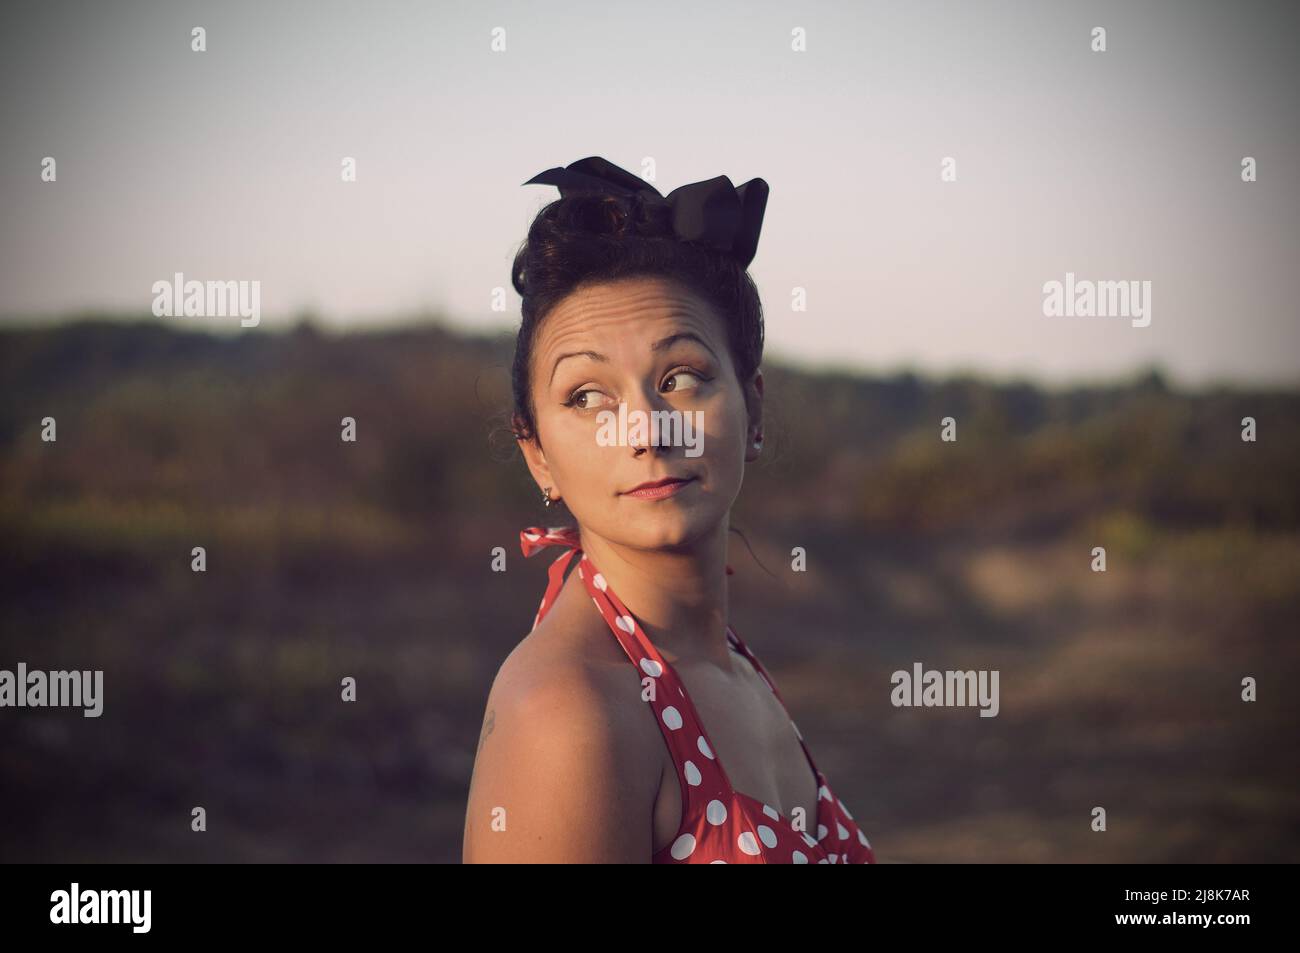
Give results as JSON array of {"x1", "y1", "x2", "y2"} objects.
[{"x1": 508, "y1": 190, "x2": 764, "y2": 445}]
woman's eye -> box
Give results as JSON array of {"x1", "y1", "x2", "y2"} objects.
[
  {"x1": 565, "y1": 388, "x2": 613, "y2": 411},
  {"x1": 663, "y1": 369, "x2": 704, "y2": 393}
]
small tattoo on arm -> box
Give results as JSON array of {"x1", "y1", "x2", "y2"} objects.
[{"x1": 477, "y1": 708, "x2": 496, "y2": 753}]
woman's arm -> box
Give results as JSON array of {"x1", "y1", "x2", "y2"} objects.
[{"x1": 462, "y1": 650, "x2": 659, "y2": 863}]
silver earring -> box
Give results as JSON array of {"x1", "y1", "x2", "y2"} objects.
[{"x1": 542, "y1": 486, "x2": 554, "y2": 507}]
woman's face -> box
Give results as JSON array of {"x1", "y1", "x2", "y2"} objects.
[{"x1": 520, "y1": 275, "x2": 762, "y2": 551}]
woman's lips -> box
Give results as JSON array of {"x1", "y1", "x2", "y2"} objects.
[{"x1": 621, "y1": 477, "x2": 696, "y2": 500}]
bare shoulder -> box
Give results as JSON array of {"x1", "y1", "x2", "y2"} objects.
[{"x1": 462, "y1": 623, "x2": 662, "y2": 863}]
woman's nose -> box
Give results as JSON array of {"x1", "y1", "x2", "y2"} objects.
[{"x1": 624, "y1": 387, "x2": 674, "y2": 455}]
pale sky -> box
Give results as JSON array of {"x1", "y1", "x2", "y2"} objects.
[{"x1": 1, "y1": 0, "x2": 1297, "y2": 387}]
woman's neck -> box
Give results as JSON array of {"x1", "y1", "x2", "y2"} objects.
[{"x1": 575, "y1": 521, "x2": 733, "y2": 668}]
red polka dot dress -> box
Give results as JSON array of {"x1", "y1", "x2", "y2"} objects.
[{"x1": 520, "y1": 525, "x2": 877, "y2": 864}]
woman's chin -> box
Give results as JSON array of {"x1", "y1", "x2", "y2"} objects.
[{"x1": 620, "y1": 508, "x2": 718, "y2": 551}]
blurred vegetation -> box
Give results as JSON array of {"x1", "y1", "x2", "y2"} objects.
[{"x1": 1, "y1": 317, "x2": 1297, "y2": 862}]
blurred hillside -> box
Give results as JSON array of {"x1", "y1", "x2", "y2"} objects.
[{"x1": 1, "y1": 317, "x2": 1298, "y2": 862}]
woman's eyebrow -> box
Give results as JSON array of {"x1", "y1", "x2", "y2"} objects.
[
  {"x1": 649, "y1": 330, "x2": 718, "y2": 361},
  {"x1": 549, "y1": 331, "x2": 717, "y2": 385},
  {"x1": 550, "y1": 349, "x2": 606, "y2": 385}
]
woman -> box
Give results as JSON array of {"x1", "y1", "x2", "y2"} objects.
[{"x1": 463, "y1": 156, "x2": 876, "y2": 863}]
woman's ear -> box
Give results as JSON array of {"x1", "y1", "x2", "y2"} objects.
[
  {"x1": 517, "y1": 428, "x2": 557, "y2": 500},
  {"x1": 744, "y1": 369, "x2": 764, "y2": 463}
]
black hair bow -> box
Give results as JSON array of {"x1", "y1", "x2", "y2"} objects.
[{"x1": 522, "y1": 156, "x2": 770, "y2": 269}]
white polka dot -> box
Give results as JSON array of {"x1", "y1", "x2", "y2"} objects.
[
  {"x1": 710, "y1": 859, "x2": 727, "y2": 864},
  {"x1": 669, "y1": 833, "x2": 696, "y2": 860},
  {"x1": 818, "y1": 784, "x2": 831, "y2": 801},
  {"x1": 838, "y1": 798, "x2": 854, "y2": 820},
  {"x1": 577, "y1": 566, "x2": 584, "y2": 578},
  {"x1": 817, "y1": 858, "x2": 829, "y2": 864},
  {"x1": 817, "y1": 823, "x2": 828, "y2": 841},
  {"x1": 828, "y1": 853, "x2": 839, "y2": 863},
  {"x1": 837, "y1": 821, "x2": 850, "y2": 840},
  {"x1": 758, "y1": 825, "x2": 778, "y2": 848},
  {"x1": 523, "y1": 531, "x2": 540, "y2": 542},
  {"x1": 706, "y1": 799, "x2": 727, "y2": 825},
  {"x1": 802, "y1": 832, "x2": 818, "y2": 849},
  {"x1": 737, "y1": 831, "x2": 761, "y2": 855},
  {"x1": 661, "y1": 706, "x2": 683, "y2": 730},
  {"x1": 762, "y1": 803, "x2": 780, "y2": 821},
  {"x1": 697, "y1": 736, "x2": 714, "y2": 759},
  {"x1": 858, "y1": 829, "x2": 871, "y2": 848},
  {"x1": 615, "y1": 615, "x2": 635, "y2": 633},
  {"x1": 792, "y1": 850, "x2": 809, "y2": 864},
  {"x1": 684, "y1": 761, "x2": 702, "y2": 786},
  {"x1": 639, "y1": 658, "x2": 662, "y2": 678}
]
